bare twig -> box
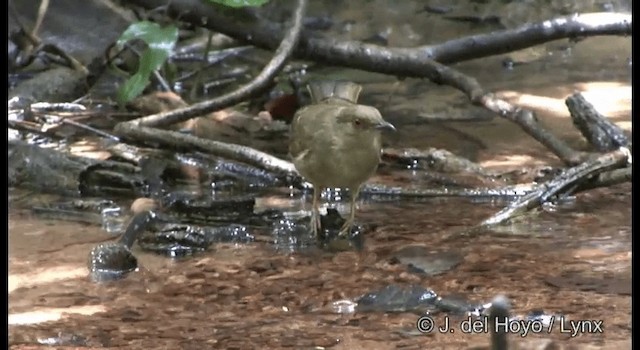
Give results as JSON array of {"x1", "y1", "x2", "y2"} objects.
[
  {"x1": 115, "y1": 123, "x2": 300, "y2": 179},
  {"x1": 8, "y1": 2, "x2": 39, "y2": 47},
  {"x1": 125, "y1": 0, "x2": 307, "y2": 128},
  {"x1": 8, "y1": 1, "x2": 88, "y2": 74},
  {"x1": 32, "y1": 0, "x2": 50, "y2": 37},
  {"x1": 8, "y1": 120, "x2": 56, "y2": 138},
  {"x1": 423, "y1": 67, "x2": 587, "y2": 165},
  {"x1": 61, "y1": 119, "x2": 120, "y2": 141},
  {"x1": 481, "y1": 148, "x2": 630, "y2": 226}
]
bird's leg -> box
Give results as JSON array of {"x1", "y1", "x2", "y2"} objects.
[
  {"x1": 338, "y1": 186, "x2": 360, "y2": 237},
  {"x1": 310, "y1": 187, "x2": 322, "y2": 237}
]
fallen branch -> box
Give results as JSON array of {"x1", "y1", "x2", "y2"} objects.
[
  {"x1": 425, "y1": 12, "x2": 632, "y2": 63},
  {"x1": 125, "y1": 0, "x2": 307, "y2": 128},
  {"x1": 361, "y1": 183, "x2": 532, "y2": 199},
  {"x1": 127, "y1": 0, "x2": 607, "y2": 164},
  {"x1": 565, "y1": 92, "x2": 630, "y2": 152},
  {"x1": 481, "y1": 148, "x2": 631, "y2": 226},
  {"x1": 128, "y1": 1, "x2": 632, "y2": 66},
  {"x1": 428, "y1": 69, "x2": 587, "y2": 165},
  {"x1": 574, "y1": 166, "x2": 631, "y2": 191},
  {"x1": 115, "y1": 122, "x2": 301, "y2": 180},
  {"x1": 382, "y1": 147, "x2": 494, "y2": 176},
  {"x1": 61, "y1": 118, "x2": 120, "y2": 141}
]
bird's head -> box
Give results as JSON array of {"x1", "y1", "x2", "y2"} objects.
[{"x1": 335, "y1": 105, "x2": 396, "y2": 136}]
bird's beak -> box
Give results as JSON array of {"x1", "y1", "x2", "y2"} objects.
[{"x1": 375, "y1": 121, "x2": 396, "y2": 132}]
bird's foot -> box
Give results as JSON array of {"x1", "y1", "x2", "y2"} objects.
[
  {"x1": 337, "y1": 221, "x2": 352, "y2": 237},
  {"x1": 310, "y1": 211, "x2": 322, "y2": 237},
  {"x1": 310, "y1": 224, "x2": 318, "y2": 238}
]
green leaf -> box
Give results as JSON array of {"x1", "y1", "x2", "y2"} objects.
[
  {"x1": 205, "y1": 0, "x2": 269, "y2": 8},
  {"x1": 116, "y1": 21, "x2": 179, "y2": 52},
  {"x1": 115, "y1": 21, "x2": 179, "y2": 104},
  {"x1": 138, "y1": 47, "x2": 172, "y2": 77},
  {"x1": 117, "y1": 71, "x2": 150, "y2": 105}
]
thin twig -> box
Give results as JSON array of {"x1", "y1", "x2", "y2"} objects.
[
  {"x1": 32, "y1": 0, "x2": 50, "y2": 37},
  {"x1": 8, "y1": 2, "x2": 39, "y2": 47},
  {"x1": 8, "y1": 119, "x2": 57, "y2": 138},
  {"x1": 61, "y1": 119, "x2": 120, "y2": 141},
  {"x1": 124, "y1": 0, "x2": 307, "y2": 128},
  {"x1": 9, "y1": 1, "x2": 89, "y2": 74}
]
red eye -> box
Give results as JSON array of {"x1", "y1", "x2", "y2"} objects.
[{"x1": 353, "y1": 118, "x2": 362, "y2": 126}]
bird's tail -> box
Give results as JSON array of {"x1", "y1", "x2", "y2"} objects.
[{"x1": 307, "y1": 80, "x2": 362, "y2": 104}]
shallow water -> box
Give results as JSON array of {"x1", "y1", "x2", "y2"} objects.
[
  {"x1": 8, "y1": 0, "x2": 631, "y2": 349},
  {"x1": 8, "y1": 182, "x2": 631, "y2": 348}
]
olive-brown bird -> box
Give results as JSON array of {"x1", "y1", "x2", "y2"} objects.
[{"x1": 289, "y1": 81, "x2": 395, "y2": 237}]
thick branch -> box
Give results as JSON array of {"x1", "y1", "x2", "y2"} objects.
[
  {"x1": 426, "y1": 12, "x2": 632, "y2": 63},
  {"x1": 115, "y1": 122, "x2": 300, "y2": 179},
  {"x1": 565, "y1": 92, "x2": 630, "y2": 152},
  {"x1": 432, "y1": 69, "x2": 587, "y2": 165},
  {"x1": 128, "y1": 0, "x2": 631, "y2": 66},
  {"x1": 128, "y1": 0, "x2": 307, "y2": 127},
  {"x1": 361, "y1": 183, "x2": 532, "y2": 199},
  {"x1": 481, "y1": 148, "x2": 630, "y2": 226},
  {"x1": 575, "y1": 166, "x2": 631, "y2": 191}
]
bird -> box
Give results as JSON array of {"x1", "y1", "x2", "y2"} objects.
[{"x1": 289, "y1": 80, "x2": 396, "y2": 237}]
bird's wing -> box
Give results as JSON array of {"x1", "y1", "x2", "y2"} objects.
[{"x1": 288, "y1": 106, "x2": 313, "y2": 161}]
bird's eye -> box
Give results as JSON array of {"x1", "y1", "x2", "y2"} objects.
[{"x1": 353, "y1": 118, "x2": 362, "y2": 127}]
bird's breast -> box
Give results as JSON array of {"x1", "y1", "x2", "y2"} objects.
[
  {"x1": 290, "y1": 105, "x2": 383, "y2": 189},
  {"x1": 313, "y1": 133, "x2": 382, "y2": 189}
]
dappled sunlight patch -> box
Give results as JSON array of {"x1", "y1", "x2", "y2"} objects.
[
  {"x1": 68, "y1": 139, "x2": 112, "y2": 160},
  {"x1": 255, "y1": 195, "x2": 304, "y2": 212},
  {"x1": 496, "y1": 91, "x2": 569, "y2": 115},
  {"x1": 616, "y1": 120, "x2": 632, "y2": 131},
  {"x1": 575, "y1": 82, "x2": 632, "y2": 119},
  {"x1": 8, "y1": 305, "x2": 106, "y2": 325},
  {"x1": 495, "y1": 81, "x2": 631, "y2": 123},
  {"x1": 480, "y1": 154, "x2": 548, "y2": 169},
  {"x1": 9, "y1": 265, "x2": 87, "y2": 293}
]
